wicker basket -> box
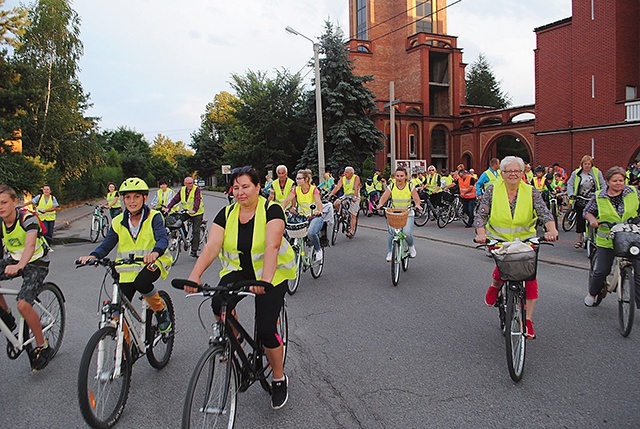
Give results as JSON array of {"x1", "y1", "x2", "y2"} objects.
[
  {"x1": 386, "y1": 208, "x2": 409, "y2": 229},
  {"x1": 285, "y1": 221, "x2": 309, "y2": 239}
]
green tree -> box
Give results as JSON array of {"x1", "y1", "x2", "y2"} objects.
[
  {"x1": 297, "y1": 22, "x2": 384, "y2": 175},
  {"x1": 0, "y1": 0, "x2": 27, "y2": 48},
  {"x1": 151, "y1": 134, "x2": 193, "y2": 166},
  {"x1": 465, "y1": 53, "x2": 511, "y2": 108},
  {"x1": 101, "y1": 127, "x2": 152, "y2": 180}
]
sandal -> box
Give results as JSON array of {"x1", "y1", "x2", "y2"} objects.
[
  {"x1": 346, "y1": 231, "x2": 353, "y2": 239},
  {"x1": 574, "y1": 242, "x2": 583, "y2": 249}
]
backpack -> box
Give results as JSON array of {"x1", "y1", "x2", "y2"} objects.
[{"x1": 19, "y1": 208, "x2": 47, "y2": 236}]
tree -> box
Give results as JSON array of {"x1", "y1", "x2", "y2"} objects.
[
  {"x1": 101, "y1": 127, "x2": 153, "y2": 180},
  {"x1": 151, "y1": 134, "x2": 193, "y2": 166},
  {"x1": 0, "y1": 0, "x2": 27, "y2": 48},
  {"x1": 465, "y1": 53, "x2": 511, "y2": 108},
  {"x1": 297, "y1": 22, "x2": 384, "y2": 175}
]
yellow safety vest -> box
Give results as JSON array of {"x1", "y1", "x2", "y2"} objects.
[
  {"x1": 111, "y1": 210, "x2": 172, "y2": 282},
  {"x1": 595, "y1": 190, "x2": 639, "y2": 249},
  {"x1": 219, "y1": 197, "x2": 296, "y2": 285},
  {"x1": 180, "y1": 186, "x2": 204, "y2": 215},
  {"x1": 425, "y1": 174, "x2": 442, "y2": 193},
  {"x1": 273, "y1": 178, "x2": 294, "y2": 206},
  {"x1": 486, "y1": 181, "x2": 537, "y2": 241},
  {"x1": 106, "y1": 191, "x2": 121, "y2": 209},
  {"x1": 525, "y1": 171, "x2": 534, "y2": 182},
  {"x1": 1, "y1": 210, "x2": 47, "y2": 263},
  {"x1": 390, "y1": 183, "x2": 413, "y2": 209},
  {"x1": 295, "y1": 185, "x2": 317, "y2": 217},
  {"x1": 373, "y1": 175, "x2": 384, "y2": 192},
  {"x1": 156, "y1": 188, "x2": 177, "y2": 212},
  {"x1": 572, "y1": 167, "x2": 602, "y2": 195},
  {"x1": 36, "y1": 195, "x2": 56, "y2": 221},
  {"x1": 342, "y1": 175, "x2": 359, "y2": 196},
  {"x1": 532, "y1": 176, "x2": 547, "y2": 191}
]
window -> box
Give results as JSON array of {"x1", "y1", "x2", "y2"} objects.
[
  {"x1": 626, "y1": 86, "x2": 638, "y2": 100},
  {"x1": 357, "y1": 0, "x2": 367, "y2": 40},
  {"x1": 415, "y1": 1, "x2": 432, "y2": 34},
  {"x1": 431, "y1": 128, "x2": 447, "y2": 155},
  {"x1": 409, "y1": 134, "x2": 416, "y2": 158}
]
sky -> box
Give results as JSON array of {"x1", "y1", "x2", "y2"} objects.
[{"x1": 6, "y1": 0, "x2": 572, "y2": 145}]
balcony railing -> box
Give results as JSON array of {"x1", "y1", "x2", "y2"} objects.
[{"x1": 626, "y1": 100, "x2": 640, "y2": 122}]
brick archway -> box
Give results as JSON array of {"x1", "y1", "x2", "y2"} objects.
[{"x1": 482, "y1": 132, "x2": 534, "y2": 167}]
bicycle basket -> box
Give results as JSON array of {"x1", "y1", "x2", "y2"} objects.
[
  {"x1": 611, "y1": 224, "x2": 640, "y2": 258},
  {"x1": 385, "y1": 208, "x2": 409, "y2": 229},
  {"x1": 285, "y1": 220, "x2": 309, "y2": 239},
  {"x1": 165, "y1": 213, "x2": 183, "y2": 229},
  {"x1": 491, "y1": 242, "x2": 538, "y2": 282}
]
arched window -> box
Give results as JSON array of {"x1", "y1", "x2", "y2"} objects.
[{"x1": 408, "y1": 124, "x2": 419, "y2": 159}]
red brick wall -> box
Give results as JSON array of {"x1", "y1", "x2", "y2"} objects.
[{"x1": 615, "y1": 1, "x2": 640, "y2": 100}]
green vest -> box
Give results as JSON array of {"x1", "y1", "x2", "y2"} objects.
[
  {"x1": 1, "y1": 210, "x2": 47, "y2": 263},
  {"x1": 156, "y1": 188, "x2": 177, "y2": 212},
  {"x1": 390, "y1": 183, "x2": 413, "y2": 209},
  {"x1": 295, "y1": 185, "x2": 317, "y2": 217},
  {"x1": 342, "y1": 175, "x2": 359, "y2": 196},
  {"x1": 111, "y1": 210, "x2": 172, "y2": 282},
  {"x1": 572, "y1": 167, "x2": 602, "y2": 195},
  {"x1": 219, "y1": 197, "x2": 296, "y2": 285},
  {"x1": 36, "y1": 195, "x2": 56, "y2": 221},
  {"x1": 595, "y1": 190, "x2": 639, "y2": 249},
  {"x1": 486, "y1": 181, "x2": 537, "y2": 241},
  {"x1": 180, "y1": 186, "x2": 204, "y2": 215},
  {"x1": 106, "y1": 191, "x2": 121, "y2": 209},
  {"x1": 273, "y1": 178, "x2": 294, "y2": 206}
]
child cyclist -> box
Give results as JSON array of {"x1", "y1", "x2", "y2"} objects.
[
  {"x1": 78, "y1": 178, "x2": 173, "y2": 334},
  {"x1": 0, "y1": 184, "x2": 53, "y2": 371}
]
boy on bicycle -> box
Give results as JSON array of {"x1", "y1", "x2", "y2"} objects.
[
  {"x1": 0, "y1": 184, "x2": 52, "y2": 371},
  {"x1": 78, "y1": 178, "x2": 173, "y2": 335}
]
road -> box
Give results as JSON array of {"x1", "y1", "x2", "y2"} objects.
[{"x1": 1, "y1": 192, "x2": 639, "y2": 428}]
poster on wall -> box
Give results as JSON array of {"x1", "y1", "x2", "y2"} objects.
[{"x1": 395, "y1": 160, "x2": 427, "y2": 173}]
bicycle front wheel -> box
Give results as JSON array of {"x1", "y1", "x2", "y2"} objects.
[
  {"x1": 146, "y1": 290, "x2": 175, "y2": 369},
  {"x1": 413, "y1": 206, "x2": 429, "y2": 227},
  {"x1": 78, "y1": 326, "x2": 132, "y2": 429},
  {"x1": 168, "y1": 231, "x2": 181, "y2": 266},
  {"x1": 35, "y1": 282, "x2": 66, "y2": 358},
  {"x1": 90, "y1": 218, "x2": 100, "y2": 242},
  {"x1": 391, "y1": 240, "x2": 400, "y2": 286},
  {"x1": 562, "y1": 209, "x2": 576, "y2": 232},
  {"x1": 287, "y1": 243, "x2": 302, "y2": 295},
  {"x1": 331, "y1": 216, "x2": 339, "y2": 245},
  {"x1": 505, "y1": 287, "x2": 526, "y2": 382},
  {"x1": 310, "y1": 242, "x2": 324, "y2": 279},
  {"x1": 437, "y1": 204, "x2": 452, "y2": 228},
  {"x1": 401, "y1": 241, "x2": 409, "y2": 272},
  {"x1": 618, "y1": 265, "x2": 635, "y2": 337},
  {"x1": 182, "y1": 345, "x2": 238, "y2": 429}
]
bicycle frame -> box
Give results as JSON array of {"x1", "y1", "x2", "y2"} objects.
[{"x1": 0, "y1": 286, "x2": 58, "y2": 351}]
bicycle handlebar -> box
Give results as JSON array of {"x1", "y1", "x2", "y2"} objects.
[
  {"x1": 75, "y1": 255, "x2": 146, "y2": 268},
  {"x1": 473, "y1": 237, "x2": 554, "y2": 249},
  {"x1": 171, "y1": 278, "x2": 274, "y2": 295}
]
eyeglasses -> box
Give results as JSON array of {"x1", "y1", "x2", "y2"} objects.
[
  {"x1": 503, "y1": 170, "x2": 523, "y2": 175},
  {"x1": 295, "y1": 177, "x2": 304, "y2": 181}
]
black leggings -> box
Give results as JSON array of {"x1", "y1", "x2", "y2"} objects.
[
  {"x1": 211, "y1": 271, "x2": 286, "y2": 349},
  {"x1": 119, "y1": 265, "x2": 161, "y2": 302}
]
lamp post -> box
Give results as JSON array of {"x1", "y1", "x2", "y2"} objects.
[{"x1": 285, "y1": 26, "x2": 325, "y2": 179}]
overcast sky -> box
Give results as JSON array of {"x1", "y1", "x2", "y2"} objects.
[{"x1": 7, "y1": 0, "x2": 572, "y2": 144}]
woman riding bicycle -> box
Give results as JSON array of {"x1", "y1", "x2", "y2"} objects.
[
  {"x1": 583, "y1": 166, "x2": 640, "y2": 307},
  {"x1": 183, "y1": 166, "x2": 296, "y2": 410},
  {"x1": 474, "y1": 156, "x2": 558, "y2": 339},
  {"x1": 282, "y1": 169, "x2": 325, "y2": 261},
  {"x1": 567, "y1": 155, "x2": 605, "y2": 248},
  {"x1": 376, "y1": 167, "x2": 423, "y2": 262}
]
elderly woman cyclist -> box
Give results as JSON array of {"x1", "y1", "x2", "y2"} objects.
[
  {"x1": 583, "y1": 166, "x2": 640, "y2": 307},
  {"x1": 283, "y1": 169, "x2": 325, "y2": 261},
  {"x1": 567, "y1": 155, "x2": 605, "y2": 249},
  {"x1": 183, "y1": 166, "x2": 296, "y2": 410},
  {"x1": 474, "y1": 156, "x2": 559, "y2": 339},
  {"x1": 376, "y1": 167, "x2": 423, "y2": 262}
]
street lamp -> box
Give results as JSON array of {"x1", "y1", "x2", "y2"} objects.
[{"x1": 285, "y1": 26, "x2": 325, "y2": 179}]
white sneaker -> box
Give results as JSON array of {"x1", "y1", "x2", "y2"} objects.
[
  {"x1": 314, "y1": 249, "x2": 323, "y2": 262},
  {"x1": 409, "y1": 246, "x2": 417, "y2": 258},
  {"x1": 386, "y1": 252, "x2": 392, "y2": 262}
]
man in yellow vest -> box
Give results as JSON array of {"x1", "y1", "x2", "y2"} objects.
[
  {"x1": 476, "y1": 158, "x2": 502, "y2": 197},
  {"x1": 165, "y1": 176, "x2": 205, "y2": 257},
  {"x1": 328, "y1": 166, "x2": 361, "y2": 238},
  {"x1": 269, "y1": 165, "x2": 294, "y2": 209},
  {"x1": 21, "y1": 184, "x2": 59, "y2": 245}
]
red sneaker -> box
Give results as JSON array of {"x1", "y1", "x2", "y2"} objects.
[
  {"x1": 525, "y1": 319, "x2": 536, "y2": 339},
  {"x1": 484, "y1": 286, "x2": 500, "y2": 306}
]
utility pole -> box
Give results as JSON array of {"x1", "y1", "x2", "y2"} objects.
[{"x1": 383, "y1": 81, "x2": 401, "y2": 171}]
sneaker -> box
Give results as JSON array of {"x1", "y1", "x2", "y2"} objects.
[
  {"x1": 190, "y1": 252, "x2": 198, "y2": 258},
  {"x1": 409, "y1": 246, "x2": 417, "y2": 258},
  {"x1": 584, "y1": 294, "x2": 597, "y2": 307},
  {"x1": 484, "y1": 286, "x2": 500, "y2": 306},
  {"x1": 155, "y1": 307, "x2": 172, "y2": 334},
  {"x1": 29, "y1": 341, "x2": 52, "y2": 372},
  {"x1": 271, "y1": 375, "x2": 289, "y2": 410},
  {"x1": 386, "y1": 252, "x2": 392, "y2": 262},
  {"x1": 525, "y1": 319, "x2": 536, "y2": 339},
  {"x1": 314, "y1": 249, "x2": 323, "y2": 262}
]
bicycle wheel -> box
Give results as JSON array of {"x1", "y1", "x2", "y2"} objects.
[
  {"x1": 331, "y1": 216, "x2": 339, "y2": 245},
  {"x1": 90, "y1": 218, "x2": 100, "y2": 243},
  {"x1": 287, "y1": 241, "x2": 302, "y2": 295},
  {"x1": 498, "y1": 289, "x2": 507, "y2": 336},
  {"x1": 550, "y1": 200, "x2": 558, "y2": 229},
  {"x1": 437, "y1": 204, "x2": 452, "y2": 228},
  {"x1": 562, "y1": 209, "x2": 576, "y2": 232},
  {"x1": 413, "y1": 205, "x2": 429, "y2": 227},
  {"x1": 168, "y1": 230, "x2": 181, "y2": 266},
  {"x1": 505, "y1": 287, "x2": 526, "y2": 382},
  {"x1": 391, "y1": 240, "x2": 400, "y2": 286},
  {"x1": 35, "y1": 282, "x2": 66, "y2": 358},
  {"x1": 78, "y1": 326, "x2": 132, "y2": 429},
  {"x1": 100, "y1": 218, "x2": 109, "y2": 238},
  {"x1": 618, "y1": 265, "x2": 635, "y2": 337},
  {"x1": 199, "y1": 222, "x2": 208, "y2": 252},
  {"x1": 401, "y1": 241, "x2": 409, "y2": 272},
  {"x1": 146, "y1": 290, "x2": 175, "y2": 369},
  {"x1": 182, "y1": 345, "x2": 238, "y2": 429},
  {"x1": 310, "y1": 240, "x2": 324, "y2": 279}
]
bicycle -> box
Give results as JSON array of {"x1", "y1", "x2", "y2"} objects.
[
  {"x1": 171, "y1": 278, "x2": 288, "y2": 429},
  {"x1": 413, "y1": 189, "x2": 439, "y2": 227},
  {"x1": 477, "y1": 237, "x2": 552, "y2": 382},
  {"x1": 76, "y1": 256, "x2": 176, "y2": 429},
  {"x1": 165, "y1": 210, "x2": 209, "y2": 265},
  {"x1": 0, "y1": 275, "x2": 65, "y2": 371},
  {"x1": 386, "y1": 208, "x2": 410, "y2": 286},
  {"x1": 562, "y1": 195, "x2": 591, "y2": 232},
  {"x1": 285, "y1": 214, "x2": 326, "y2": 295},
  {"x1": 547, "y1": 191, "x2": 560, "y2": 229},
  {"x1": 331, "y1": 195, "x2": 358, "y2": 245},
  {"x1": 88, "y1": 204, "x2": 109, "y2": 243},
  {"x1": 359, "y1": 189, "x2": 383, "y2": 217},
  {"x1": 436, "y1": 192, "x2": 466, "y2": 228}
]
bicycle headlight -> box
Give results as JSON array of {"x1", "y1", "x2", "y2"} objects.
[{"x1": 630, "y1": 246, "x2": 639, "y2": 256}]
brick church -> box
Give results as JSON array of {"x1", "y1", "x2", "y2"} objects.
[{"x1": 345, "y1": 0, "x2": 640, "y2": 173}]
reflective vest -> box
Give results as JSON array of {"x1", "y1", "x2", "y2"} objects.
[
  {"x1": 180, "y1": 186, "x2": 204, "y2": 215},
  {"x1": 525, "y1": 171, "x2": 534, "y2": 182},
  {"x1": 36, "y1": 195, "x2": 56, "y2": 221},
  {"x1": 532, "y1": 176, "x2": 547, "y2": 191},
  {"x1": 442, "y1": 175, "x2": 453, "y2": 186},
  {"x1": 295, "y1": 185, "x2": 317, "y2": 217},
  {"x1": 342, "y1": 175, "x2": 359, "y2": 196},
  {"x1": 595, "y1": 190, "x2": 639, "y2": 249},
  {"x1": 572, "y1": 167, "x2": 602, "y2": 195},
  {"x1": 273, "y1": 178, "x2": 294, "y2": 206},
  {"x1": 390, "y1": 183, "x2": 413, "y2": 209},
  {"x1": 365, "y1": 182, "x2": 376, "y2": 194},
  {"x1": 111, "y1": 210, "x2": 172, "y2": 282},
  {"x1": 373, "y1": 174, "x2": 384, "y2": 192},
  {"x1": 1, "y1": 210, "x2": 47, "y2": 263},
  {"x1": 411, "y1": 178, "x2": 422, "y2": 188},
  {"x1": 106, "y1": 191, "x2": 121, "y2": 209},
  {"x1": 486, "y1": 181, "x2": 537, "y2": 241},
  {"x1": 458, "y1": 176, "x2": 476, "y2": 199},
  {"x1": 219, "y1": 197, "x2": 296, "y2": 284},
  {"x1": 485, "y1": 168, "x2": 501, "y2": 185},
  {"x1": 424, "y1": 173, "x2": 442, "y2": 193}
]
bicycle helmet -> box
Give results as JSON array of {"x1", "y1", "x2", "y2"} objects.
[
  {"x1": 119, "y1": 177, "x2": 149, "y2": 195},
  {"x1": 534, "y1": 165, "x2": 545, "y2": 173}
]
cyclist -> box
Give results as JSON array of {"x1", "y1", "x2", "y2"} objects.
[
  {"x1": 151, "y1": 178, "x2": 176, "y2": 212},
  {"x1": 0, "y1": 184, "x2": 52, "y2": 371},
  {"x1": 363, "y1": 178, "x2": 378, "y2": 216},
  {"x1": 328, "y1": 166, "x2": 361, "y2": 238},
  {"x1": 21, "y1": 184, "x2": 59, "y2": 245},
  {"x1": 567, "y1": 155, "x2": 605, "y2": 249},
  {"x1": 583, "y1": 166, "x2": 640, "y2": 307},
  {"x1": 456, "y1": 169, "x2": 477, "y2": 228},
  {"x1": 422, "y1": 165, "x2": 443, "y2": 208},
  {"x1": 530, "y1": 165, "x2": 554, "y2": 207},
  {"x1": 164, "y1": 176, "x2": 205, "y2": 257},
  {"x1": 105, "y1": 182, "x2": 122, "y2": 220},
  {"x1": 318, "y1": 172, "x2": 335, "y2": 193},
  {"x1": 474, "y1": 156, "x2": 558, "y2": 339},
  {"x1": 523, "y1": 163, "x2": 534, "y2": 183},
  {"x1": 78, "y1": 178, "x2": 173, "y2": 334},
  {"x1": 476, "y1": 158, "x2": 502, "y2": 198},
  {"x1": 282, "y1": 169, "x2": 324, "y2": 261},
  {"x1": 183, "y1": 166, "x2": 295, "y2": 409},
  {"x1": 269, "y1": 165, "x2": 294, "y2": 209},
  {"x1": 376, "y1": 167, "x2": 423, "y2": 261}
]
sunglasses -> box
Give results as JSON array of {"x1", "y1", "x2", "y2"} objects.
[{"x1": 230, "y1": 165, "x2": 254, "y2": 175}]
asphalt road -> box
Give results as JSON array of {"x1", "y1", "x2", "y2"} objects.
[{"x1": 1, "y1": 193, "x2": 639, "y2": 428}]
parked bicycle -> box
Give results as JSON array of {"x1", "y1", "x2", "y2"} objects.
[
  {"x1": 285, "y1": 214, "x2": 326, "y2": 295},
  {"x1": 165, "y1": 210, "x2": 209, "y2": 265},
  {"x1": 562, "y1": 195, "x2": 591, "y2": 232},
  {"x1": 477, "y1": 237, "x2": 552, "y2": 382},
  {"x1": 436, "y1": 191, "x2": 467, "y2": 228},
  {"x1": 171, "y1": 278, "x2": 287, "y2": 429},
  {"x1": 331, "y1": 195, "x2": 358, "y2": 244},
  {"x1": 386, "y1": 208, "x2": 410, "y2": 286},
  {"x1": 0, "y1": 275, "x2": 65, "y2": 371},
  {"x1": 76, "y1": 256, "x2": 176, "y2": 429},
  {"x1": 413, "y1": 189, "x2": 439, "y2": 227},
  {"x1": 88, "y1": 203, "x2": 109, "y2": 243}
]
